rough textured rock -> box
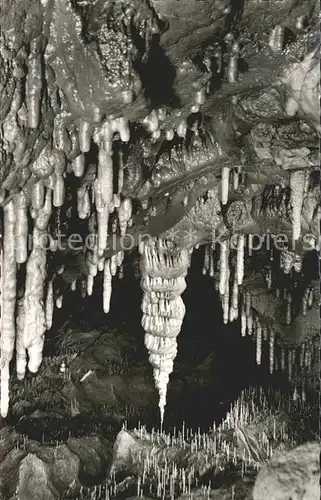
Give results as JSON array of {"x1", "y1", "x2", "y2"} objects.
[
  {"x1": 253, "y1": 441, "x2": 320, "y2": 500},
  {"x1": 18, "y1": 453, "x2": 57, "y2": 500}
]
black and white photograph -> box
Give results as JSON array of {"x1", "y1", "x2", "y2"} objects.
[{"x1": 0, "y1": 1, "x2": 320, "y2": 499}]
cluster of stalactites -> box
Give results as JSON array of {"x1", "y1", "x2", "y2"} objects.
[
  {"x1": 201, "y1": 236, "x2": 316, "y2": 380},
  {"x1": 0, "y1": 189, "x2": 53, "y2": 417},
  {"x1": 265, "y1": 248, "x2": 315, "y2": 323},
  {"x1": 202, "y1": 235, "x2": 245, "y2": 325},
  {"x1": 140, "y1": 238, "x2": 190, "y2": 426}
]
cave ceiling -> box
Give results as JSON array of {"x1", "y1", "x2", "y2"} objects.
[{"x1": 0, "y1": 0, "x2": 320, "y2": 422}]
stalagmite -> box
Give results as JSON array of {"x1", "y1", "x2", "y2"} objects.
[
  {"x1": 26, "y1": 37, "x2": 43, "y2": 128},
  {"x1": 236, "y1": 235, "x2": 244, "y2": 285},
  {"x1": 45, "y1": 281, "x2": 54, "y2": 330},
  {"x1": 15, "y1": 190, "x2": 29, "y2": 264},
  {"x1": 103, "y1": 259, "x2": 112, "y2": 313},
  {"x1": 219, "y1": 239, "x2": 229, "y2": 295},
  {"x1": 140, "y1": 239, "x2": 189, "y2": 426},
  {"x1": 290, "y1": 170, "x2": 305, "y2": 240},
  {"x1": 71, "y1": 280, "x2": 77, "y2": 291},
  {"x1": 18, "y1": 189, "x2": 52, "y2": 384},
  {"x1": 1, "y1": 201, "x2": 17, "y2": 418},
  {"x1": 221, "y1": 167, "x2": 230, "y2": 205}
]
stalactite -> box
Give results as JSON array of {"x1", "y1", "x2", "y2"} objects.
[
  {"x1": 221, "y1": 167, "x2": 230, "y2": 205},
  {"x1": 98, "y1": 147, "x2": 114, "y2": 207},
  {"x1": 256, "y1": 322, "x2": 262, "y2": 365},
  {"x1": 77, "y1": 186, "x2": 91, "y2": 219},
  {"x1": 81, "y1": 279, "x2": 87, "y2": 298},
  {"x1": 290, "y1": 170, "x2": 305, "y2": 240},
  {"x1": 227, "y1": 42, "x2": 239, "y2": 83},
  {"x1": 262, "y1": 324, "x2": 268, "y2": 341},
  {"x1": 140, "y1": 239, "x2": 189, "y2": 426},
  {"x1": 143, "y1": 110, "x2": 159, "y2": 133},
  {"x1": 241, "y1": 308, "x2": 246, "y2": 337},
  {"x1": 209, "y1": 247, "x2": 215, "y2": 277},
  {"x1": 300, "y1": 343, "x2": 305, "y2": 368},
  {"x1": 233, "y1": 166, "x2": 241, "y2": 191},
  {"x1": 45, "y1": 281, "x2": 54, "y2": 330},
  {"x1": 97, "y1": 206, "x2": 109, "y2": 256},
  {"x1": 71, "y1": 280, "x2": 77, "y2": 291},
  {"x1": 230, "y1": 277, "x2": 238, "y2": 322},
  {"x1": 307, "y1": 287, "x2": 313, "y2": 307},
  {"x1": 15, "y1": 190, "x2": 29, "y2": 264},
  {"x1": 265, "y1": 268, "x2": 272, "y2": 289},
  {"x1": 280, "y1": 347, "x2": 285, "y2": 371},
  {"x1": 288, "y1": 350, "x2": 292, "y2": 380},
  {"x1": 176, "y1": 120, "x2": 187, "y2": 138},
  {"x1": 118, "y1": 149, "x2": 124, "y2": 194},
  {"x1": 79, "y1": 120, "x2": 93, "y2": 152},
  {"x1": 53, "y1": 168, "x2": 65, "y2": 208},
  {"x1": 1, "y1": 201, "x2": 17, "y2": 417},
  {"x1": 112, "y1": 117, "x2": 130, "y2": 143},
  {"x1": 103, "y1": 259, "x2": 112, "y2": 313},
  {"x1": 31, "y1": 180, "x2": 45, "y2": 210},
  {"x1": 72, "y1": 154, "x2": 85, "y2": 177},
  {"x1": 268, "y1": 25, "x2": 284, "y2": 53},
  {"x1": 56, "y1": 295, "x2": 63, "y2": 309},
  {"x1": 166, "y1": 129, "x2": 174, "y2": 141},
  {"x1": 219, "y1": 239, "x2": 229, "y2": 295},
  {"x1": 247, "y1": 312, "x2": 253, "y2": 335},
  {"x1": 245, "y1": 291, "x2": 251, "y2": 317},
  {"x1": 110, "y1": 254, "x2": 118, "y2": 276},
  {"x1": 236, "y1": 235, "x2": 244, "y2": 285},
  {"x1": 118, "y1": 198, "x2": 132, "y2": 236},
  {"x1": 195, "y1": 89, "x2": 206, "y2": 105},
  {"x1": 202, "y1": 245, "x2": 210, "y2": 275},
  {"x1": 17, "y1": 189, "x2": 52, "y2": 386},
  {"x1": 222, "y1": 268, "x2": 230, "y2": 324},
  {"x1": 26, "y1": 37, "x2": 43, "y2": 128},
  {"x1": 269, "y1": 330, "x2": 275, "y2": 374},
  {"x1": 87, "y1": 275, "x2": 94, "y2": 296}
]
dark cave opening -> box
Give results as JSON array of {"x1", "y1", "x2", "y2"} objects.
[{"x1": 33, "y1": 245, "x2": 303, "y2": 439}]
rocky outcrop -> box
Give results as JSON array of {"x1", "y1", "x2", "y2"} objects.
[{"x1": 253, "y1": 441, "x2": 320, "y2": 500}]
